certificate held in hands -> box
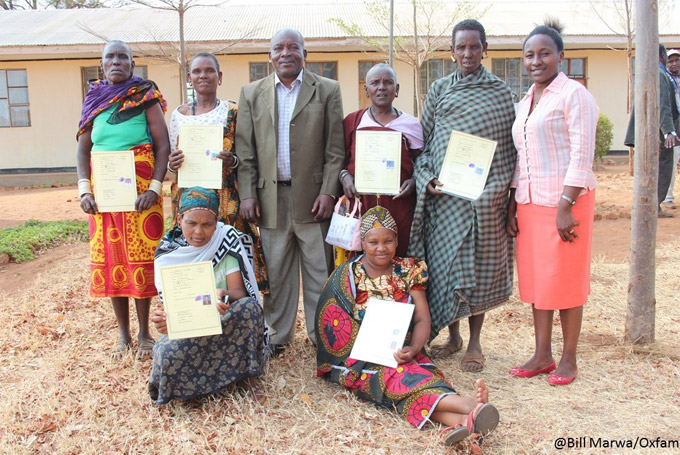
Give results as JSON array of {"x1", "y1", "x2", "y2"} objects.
[
  {"x1": 438, "y1": 130, "x2": 497, "y2": 201},
  {"x1": 354, "y1": 130, "x2": 402, "y2": 195},
  {"x1": 349, "y1": 298, "x2": 414, "y2": 368},
  {"x1": 177, "y1": 124, "x2": 223, "y2": 189},
  {"x1": 91, "y1": 150, "x2": 137, "y2": 213},
  {"x1": 159, "y1": 261, "x2": 222, "y2": 340}
]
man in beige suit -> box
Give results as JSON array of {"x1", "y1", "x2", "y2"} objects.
[{"x1": 235, "y1": 29, "x2": 344, "y2": 352}]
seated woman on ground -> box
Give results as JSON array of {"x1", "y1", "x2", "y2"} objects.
[
  {"x1": 315, "y1": 206, "x2": 499, "y2": 446},
  {"x1": 148, "y1": 187, "x2": 267, "y2": 405}
]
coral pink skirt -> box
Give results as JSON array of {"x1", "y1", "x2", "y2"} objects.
[{"x1": 516, "y1": 190, "x2": 595, "y2": 310}]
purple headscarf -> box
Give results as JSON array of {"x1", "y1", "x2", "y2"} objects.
[{"x1": 77, "y1": 76, "x2": 166, "y2": 139}]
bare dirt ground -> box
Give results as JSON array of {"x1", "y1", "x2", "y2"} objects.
[{"x1": 0, "y1": 164, "x2": 679, "y2": 455}]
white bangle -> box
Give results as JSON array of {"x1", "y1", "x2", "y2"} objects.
[
  {"x1": 230, "y1": 154, "x2": 239, "y2": 169},
  {"x1": 78, "y1": 179, "x2": 92, "y2": 198},
  {"x1": 167, "y1": 162, "x2": 177, "y2": 173},
  {"x1": 148, "y1": 179, "x2": 163, "y2": 195}
]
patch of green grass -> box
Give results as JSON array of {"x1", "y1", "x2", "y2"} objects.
[{"x1": 0, "y1": 219, "x2": 89, "y2": 263}]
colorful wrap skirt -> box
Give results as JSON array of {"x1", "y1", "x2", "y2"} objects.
[{"x1": 88, "y1": 143, "x2": 164, "y2": 298}]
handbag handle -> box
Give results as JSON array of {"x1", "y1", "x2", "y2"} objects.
[{"x1": 337, "y1": 195, "x2": 361, "y2": 218}]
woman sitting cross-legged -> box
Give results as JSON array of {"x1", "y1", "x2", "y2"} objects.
[
  {"x1": 315, "y1": 206, "x2": 500, "y2": 446},
  {"x1": 148, "y1": 187, "x2": 267, "y2": 405}
]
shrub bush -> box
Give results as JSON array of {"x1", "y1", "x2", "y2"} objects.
[
  {"x1": 595, "y1": 113, "x2": 614, "y2": 162},
  {"x1": 0, "y1": 219, "x2": 88, "y2": 263}
]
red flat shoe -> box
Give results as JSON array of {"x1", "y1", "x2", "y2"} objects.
[
  {"x1": 547, "y1": 369, "x2": 578, "y2": 385},
  {"x1": 509, "y1": 362, "x2": 556, "y2": 378}
]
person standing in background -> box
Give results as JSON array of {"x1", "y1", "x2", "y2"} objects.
[
  {"x1": 662, "y1": 49, "x2": 680, "y2": 209},
  {"x1": 624, "y1": 44, "x2": 678, "y2": 218}
]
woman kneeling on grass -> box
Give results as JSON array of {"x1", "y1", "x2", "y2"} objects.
[
  {"x1": 315, "y1": 206, "x2": 499, "y2": 446},
  {"x1": 148, "y1": 187, "x2": 267, "y2": 405}
]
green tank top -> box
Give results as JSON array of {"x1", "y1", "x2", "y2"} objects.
[
  {"x1": 91, "y1": 105, "x2": 150, "y2": 151},
  {"x1": 213, "y1": 255, "x2": 239, "y2": 290}
]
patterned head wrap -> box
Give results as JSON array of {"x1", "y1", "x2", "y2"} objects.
[
  {"x1": 360, "y1": 206, "x2": 398, "y2": 238},
  {"x1": 179, "y1": 187, "x2": 219, "y2": 217}
]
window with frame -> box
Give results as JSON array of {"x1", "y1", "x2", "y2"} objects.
[
  {"x1": 492, "y1": 57, "x2": 587, "y2": 102},
  {"x1": 491, "y1": 58, "x2": 532, "y2": 102},
  {"x1": 249, "y1": 62, "x2": 273, "y2": 82},
  {"x1": 306, "y1": 62, "x2": 338, "y2": 80},
  {"x1": 560, "y1": 58, "x2": 586, "y2": 85},
  {"x1": 0, "y1": 69, "x2": 30, "y2": 127},
  {"x1": 419, "y1": 58, "x2": 457, "y2": 97},
  {"x1": 81, "y1": 65, "x2": 148, "y2": 100}
]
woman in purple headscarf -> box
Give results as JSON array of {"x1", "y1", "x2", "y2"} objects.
[{"x1": 75, "y1": 40, "x2": 170, "y2": 360}]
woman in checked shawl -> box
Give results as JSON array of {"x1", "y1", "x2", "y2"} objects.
[{"x1": 408, "y1": 19, "x2": 517, "y2": 372}]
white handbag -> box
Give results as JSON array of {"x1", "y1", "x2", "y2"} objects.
[{"x1": 325, "y1": 196, "x2": 362, "y2": 251}]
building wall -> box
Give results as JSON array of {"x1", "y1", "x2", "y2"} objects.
[{"x1": 0, "y1": 49, "x2": 631, "y2": 172}]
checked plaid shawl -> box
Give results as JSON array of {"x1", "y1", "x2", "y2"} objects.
[{"x1": 407, "y1": 66, "x2": 517, "y2": 339}]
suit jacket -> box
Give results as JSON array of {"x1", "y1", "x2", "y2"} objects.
[
  {"x1": 624, "y1": 66, "x2": 679, "y2": 147},
  {"x1": 235, "y1": 71, "x2": 345, "y2": 229}
]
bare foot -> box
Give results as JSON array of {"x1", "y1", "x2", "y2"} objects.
[
  {"x1": 475, "y1": 379, "x2": 489, "y2": 404},
  {"x1": 429, "y1": 336, "x2": 463, "y2": 359}
]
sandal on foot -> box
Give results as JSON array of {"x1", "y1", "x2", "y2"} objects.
[
  {"x1": 509, "y1": 362, "x2": 556, "y2": 378},
  {"x1": 466, "y1": 403, "x2": 500, "y2": 444},
  {"x1": 440, "y1": 424, "x2": 470, "y2": 446},
  {"x1": 137, "y1": 338, "x2": 155, "y2": 360},
  {"x1": 111, "y1": 340, "x2": 132, "y2": 360},
  {"x1": 429, "y1": 339, "x2": 464, "y2": 359},
  {"x1": 460, "y1": 353, "x2": 485, "y2": 372}
]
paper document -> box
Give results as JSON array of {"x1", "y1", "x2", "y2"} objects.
[
  {"x1": 349, "y1": 298, "x2": 414, "y2": 368},
  {"x1": 177, "y1": 124, "x2": 223, "y2": 189},
  {"x1": 354, "y1": 130, "x2": 402, "y2": 195},
  {"x1": 159, "y1": 261, "x2": 222, "y2": 340},
  {"x1": 91, "y1": 150, "x2": 137, "y2": 212},
  {"x1": 437, "y1": 130, "x2": 497, "y2": 201}
]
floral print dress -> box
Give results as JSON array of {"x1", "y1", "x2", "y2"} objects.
[{"x1": 315, "y1": 256, "x2": 457, "y2": 429}]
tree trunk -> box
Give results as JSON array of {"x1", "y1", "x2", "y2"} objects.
[
  {"x1": 625, "y1": 0, "x2": 658, "y2": 345},
  {"x1": 178, "y1": 1, "x2": 188, "y2": 104},
  {"x1": 412, "y1": 0, "x2": 421, "y2": 117},
  {"x1": 626, "y1": 0, "x2": 634, "y2": 176}
]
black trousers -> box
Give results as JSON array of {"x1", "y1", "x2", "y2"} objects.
[{"x1": 659, "y1": 145, "x2": 674, "y2": 209}]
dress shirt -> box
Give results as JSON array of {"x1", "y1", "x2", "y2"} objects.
[
  {"x1": 275, "y1": 70, "x2": 304, "y2": 181},
  {"x1": 511, "y1": 72, "x2": 599, "y2": 207}
]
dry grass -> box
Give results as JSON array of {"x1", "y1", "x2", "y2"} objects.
[{"x1": 1, "y1": 213, "x2": 680, "y2": 454}]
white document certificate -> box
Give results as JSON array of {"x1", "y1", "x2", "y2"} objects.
[
  {"x1": 437, "y1": 130, "x2": 497, "y2": 201},
  {"x1": 349, "y1": 298, "x2": 414, "y2": 368},
  {"x1": 159, "y1": 261, "x2": 222, "y2": 340},
  {"x1": 354, "y1": 130, "x2": 402, "y2": 195},
  {"x1": 90, "y1": 150, "x2": 137, "y2": 213},
  {"x1": 177, "y1": 124, "x2": 223, "y2": 189}
]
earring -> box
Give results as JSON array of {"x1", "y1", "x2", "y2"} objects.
[
  {"x1": 483, "y1": 51, "x2": 489, "y2": 59},
  {"x1": 451, "y1": 56, "x2": 457, "y2": 63}
]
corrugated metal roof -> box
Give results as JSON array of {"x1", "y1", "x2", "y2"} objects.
[{"x1": 0, "y1": 2, "x2": 677, "y2": 50}]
